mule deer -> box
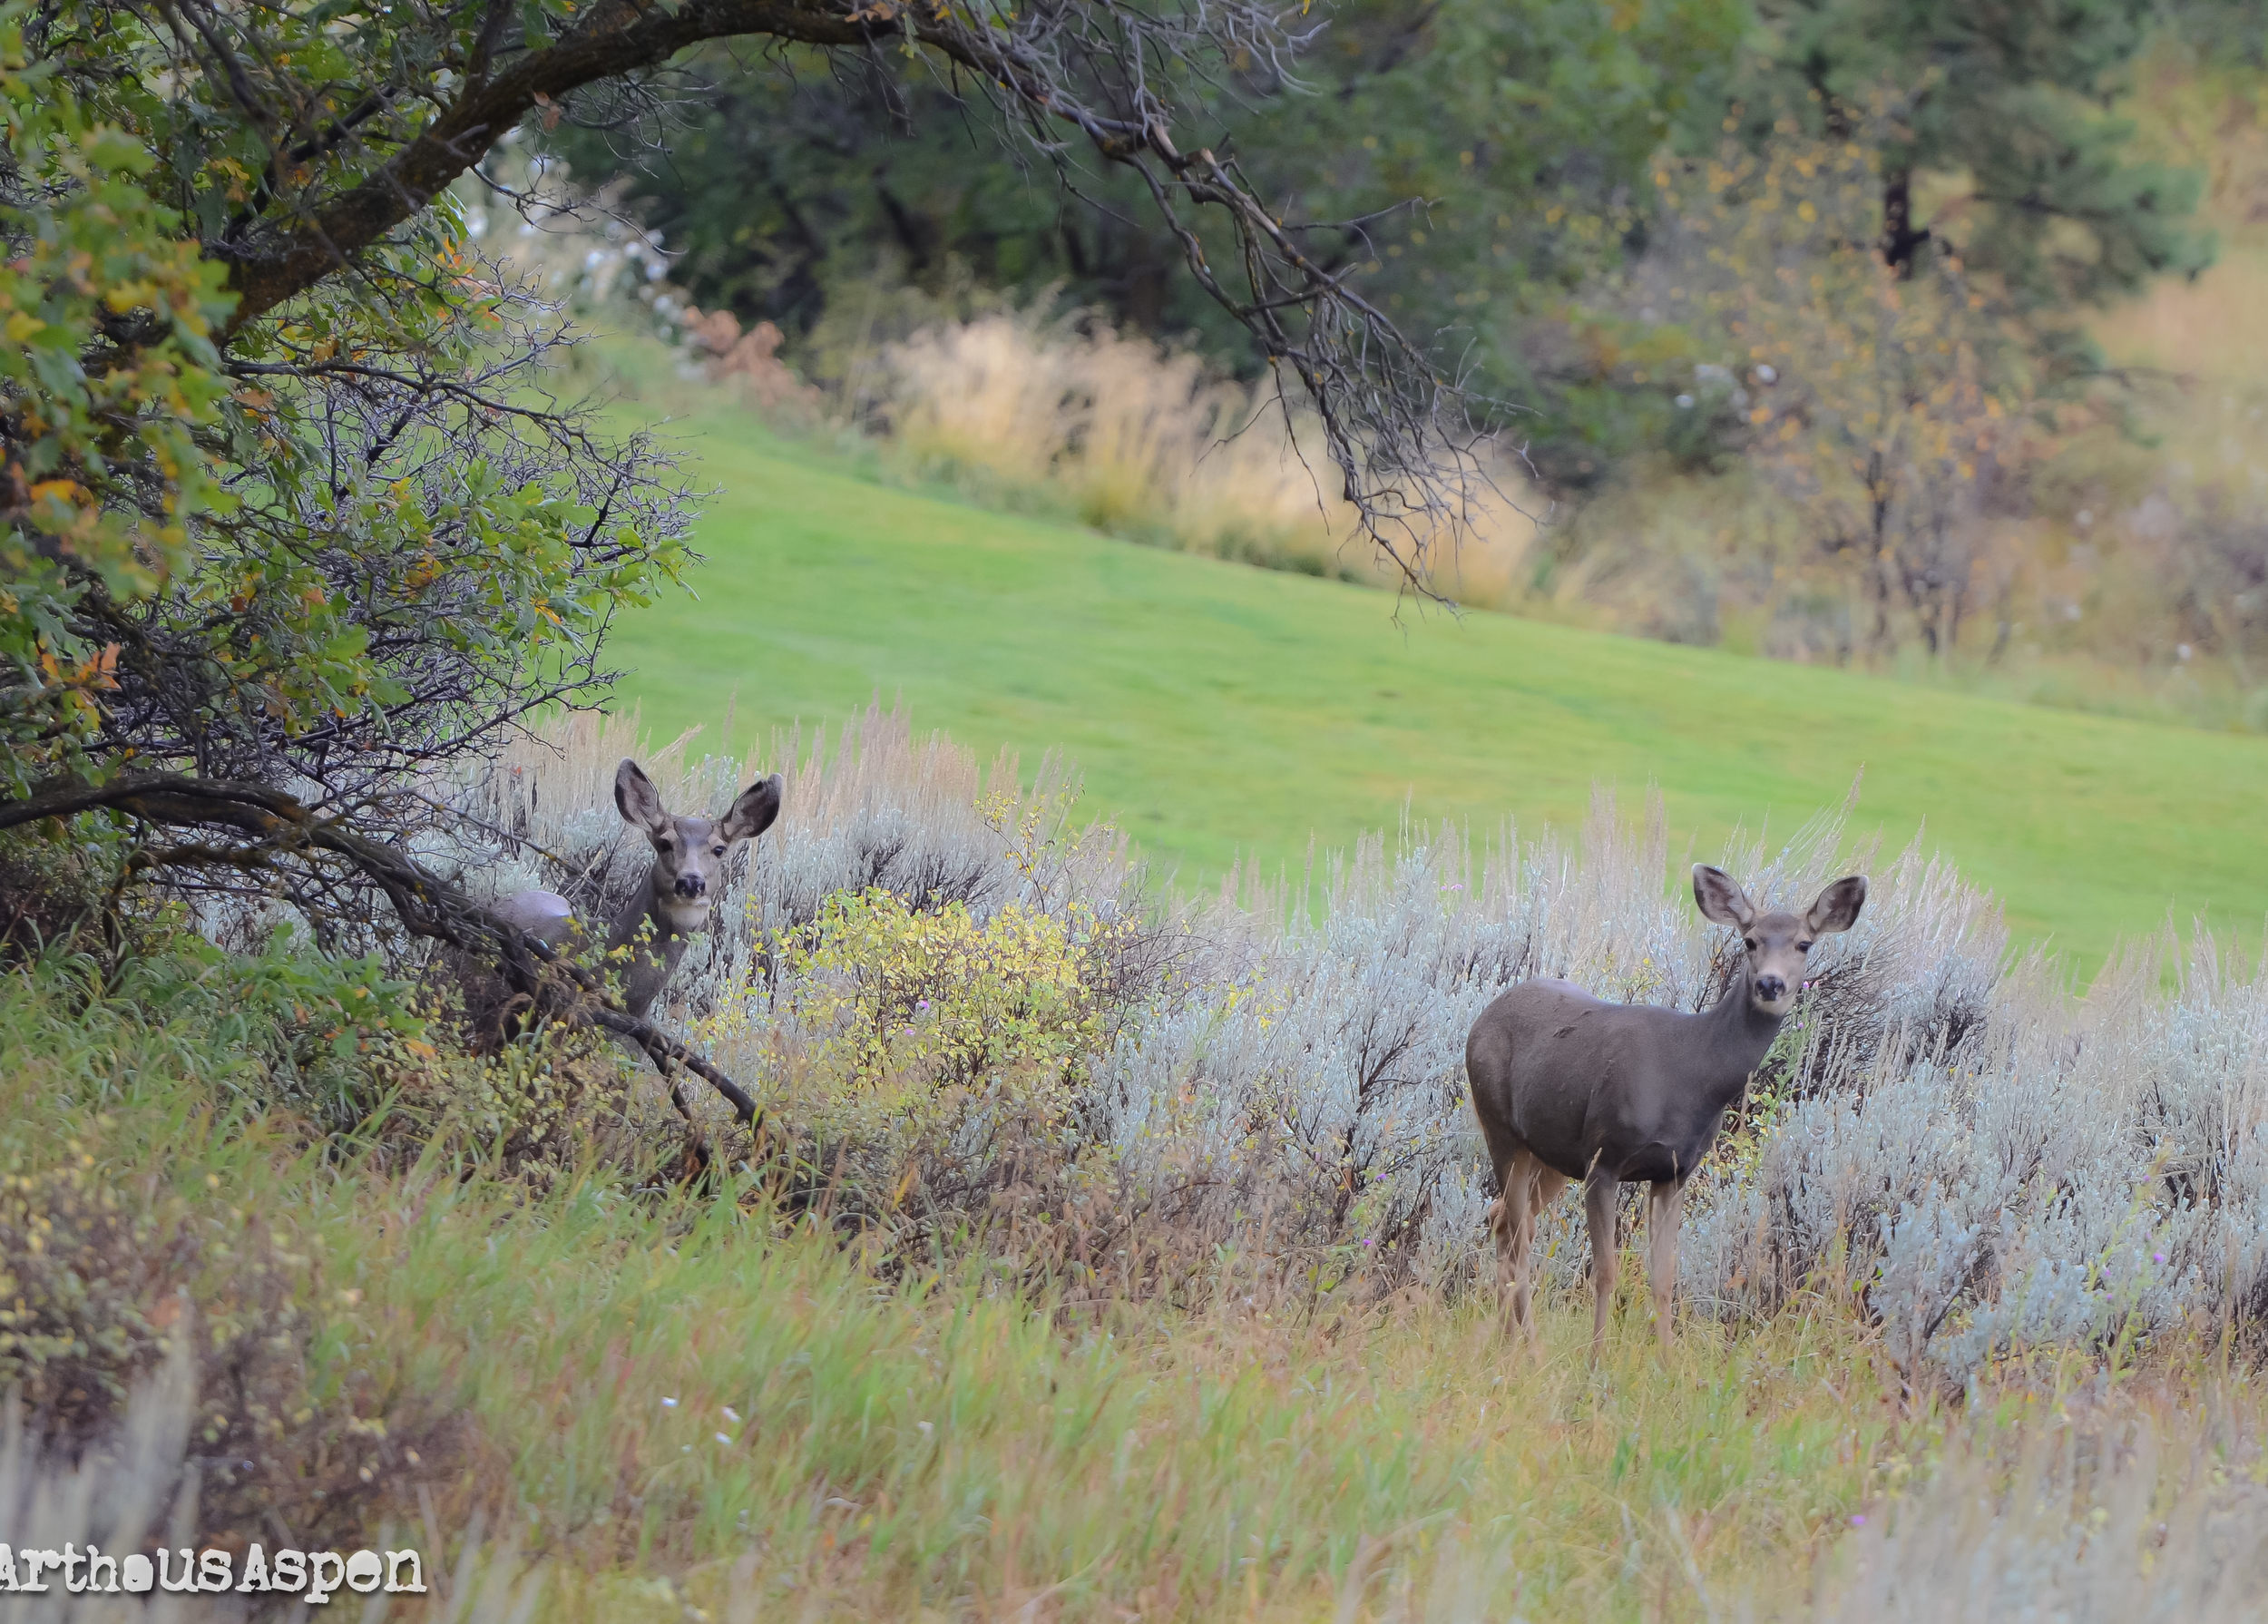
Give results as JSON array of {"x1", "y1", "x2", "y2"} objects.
[
  {"x1": 601, "y1": 758, "x2": 782, "y2": 1016},
  {"x1": 495, "y1": 758, "x2": 782, "y2": 1020},
  {"x1": 1465, "y1": 864, "x2": 1866, "y2": 1362}
]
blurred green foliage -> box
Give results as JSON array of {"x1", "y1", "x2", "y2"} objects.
[
  {"x1": 552, "y1": 0, "x2": 1749, "y2": 480},
  {"x1": 562, "y1": 0, "x2": 2224, "y2": 484},
  {"x1": 1745, "y1": 0, "x2": 2213, "y2": 345}
]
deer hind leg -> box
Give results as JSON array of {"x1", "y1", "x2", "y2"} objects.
[
  {"x1": 1583, "y1": 1171, "x2": 1621, "y2": 1366},
  {"x1": 1487, "y1": 1193, "x2": 1516, "y2": 1330},
  {"x1": 1491, "y1": 1149, "x2": 1560, "y2": 1346},
  {"x1": 1486, "y1": 1153, "x2": 1528, "y2": 1339},
  {"x1": 1517, "y1": 1164, "x2": 1569, "y2": 1345},
  {"x1": 1647, "y1": 1178, "x2": 1687, "y2": 1354}
]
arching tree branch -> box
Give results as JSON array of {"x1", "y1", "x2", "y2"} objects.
[
  {"x1": 3, "y1": 772, "x2": 761, "y2": 1123},
  {"x1": 195, "y1": 0, "x2": 1485, "y2": 590}
]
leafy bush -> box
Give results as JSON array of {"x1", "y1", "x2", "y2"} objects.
[
  {"x1": 0, "y1": 1158, "x2": 196, "y2": 1439},
  {"x1": 771, "y1": 887, "x2": 1110, "y2": 1103},
  {"x1": 707, "y1": 886, "x2": 1125, "y2": 1237}
]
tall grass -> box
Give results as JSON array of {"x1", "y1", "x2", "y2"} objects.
[
  {"x1": 859, "y1": 307, "x2": 1545, "y2": 602},
  {"x1": 367, "y1": 1173, "x2": 1907, "y2": 1619},
  {"x1": 1818, "y1": 1402, "x2": 2268, "y2": 1621},
  {"x1": 8, "y1": 952, "x2": 2262, "y2": 1619}
]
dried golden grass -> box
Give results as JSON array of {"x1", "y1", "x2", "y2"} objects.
[{"x1": 874, "y1": 309, "x2": 1544, "y2": 602}]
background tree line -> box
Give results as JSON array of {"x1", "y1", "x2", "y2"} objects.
[
  {"x1": 538, "y1": 0, "x2": 2267, "y2": 713},
  {"x1": 558, "y1": 0, "x2": 2228, "y2": 483}
]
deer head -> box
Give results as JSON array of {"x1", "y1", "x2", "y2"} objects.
[
  {"x1": 613, "y1": 758, "x2": 783, "y2": 936},
  {"x1": 1692, "y1": 865, "x2": 1867, "y2": 1018}
]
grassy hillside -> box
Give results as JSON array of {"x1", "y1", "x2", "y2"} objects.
[{"x1": 609, "y1": 407, "x2": 2268, "y2": 971}]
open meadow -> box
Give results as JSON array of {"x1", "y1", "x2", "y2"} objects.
[{"x1": 607, "y1": 403, "x2": 2268, "y2": 974}]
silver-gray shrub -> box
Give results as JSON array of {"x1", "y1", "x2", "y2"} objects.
[
  {"x1": 435, "y1": 699, "x2": 1135, "y2": 1016},
  {"x1": 1684, "y1": 934, "x2": 2268, "y2": 1382},
  {"x1": 436, "y1": 710, "x2": 2267, "y2": 1373}
]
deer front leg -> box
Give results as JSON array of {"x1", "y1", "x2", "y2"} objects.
[
  {"x1": 1647, "y1": 1177, "x2": 1687, "y2": 1354},
  {"x1": 1583, "y1": 1170, "x2": 1620, "y2": 1365}
]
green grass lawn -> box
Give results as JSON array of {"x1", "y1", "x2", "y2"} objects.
[{"x1": 609, "y1": 407, "x2": 2268, "y2": 973}]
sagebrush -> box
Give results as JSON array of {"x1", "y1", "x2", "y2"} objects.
[{"x1": 431, "y1": 704, "x2": 2268, "y2": 1382}]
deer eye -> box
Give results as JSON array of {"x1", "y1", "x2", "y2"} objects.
[
  {"x1": 654, "y1": 836, "x2": 671, "y2": 851},
  {"x1": 1797, "y1": 939, "x2": 1814, "y2": 953},
  {"x1": 711, "y1": 845, "x2": 726, "y2": 856},
  {"x1": 1742, "y1": 936, "x2": 1757, "y2": 953}
]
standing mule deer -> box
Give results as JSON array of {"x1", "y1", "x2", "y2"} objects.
[
  {"x1": 495, "y1": 758, "x2": 782, "y2": 1020},
  {"x1": 1465, "y1": 864, "x2": 1866, "y2": 1363}
]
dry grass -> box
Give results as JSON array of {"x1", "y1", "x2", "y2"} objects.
[
  {"x1": 863, "y1": 308, "x2": 1545, "y2": 603},
  {"x1": 887, "y1": 315, "x2": 1551, "y2": 606},
  {"x1": 1817, "y1": 1384, "x2": 2268, "y2": 1622}
]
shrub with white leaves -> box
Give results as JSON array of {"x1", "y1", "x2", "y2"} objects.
[{"x1": 442, "y1": 709, "x2": 2268, "y2": 1375}]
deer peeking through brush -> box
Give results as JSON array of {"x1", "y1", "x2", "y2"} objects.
[
  {"x1": 494, "y1": 758, "x2": 782, "y2": 1022},
  {"x1": 1464, "y1": 864, "x2": 1867, "y2": 1363}
]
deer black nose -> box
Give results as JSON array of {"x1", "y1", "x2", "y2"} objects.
[
  {"x1": 674, "y1": 874, "x2": 706, "y2": 899},
  {"x1": 1755, "y1": 973, "x2": 1786, "y2": 1003}
]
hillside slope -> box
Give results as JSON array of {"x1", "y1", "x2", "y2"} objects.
[{"x1": 610, "y1": 410, "x2": 2268, "y2": 969}]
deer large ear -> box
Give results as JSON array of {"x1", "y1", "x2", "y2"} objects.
[
  {"x1": 1692, "y1": 865, "x2": 1756, "y2": 929},
  {"x1": 718, "y1": 774, "x2": 783, "y2": 844},
  {"x1": 1805, "y1": 876, "x2": 1868, "y2": 935},
  {"x1": 613, "y1": 758, "x2": 671, "y2": 838}
]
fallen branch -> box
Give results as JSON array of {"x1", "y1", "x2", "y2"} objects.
[{"x1": 5, "y1": 771, "x2": 761, "y2": 1124}]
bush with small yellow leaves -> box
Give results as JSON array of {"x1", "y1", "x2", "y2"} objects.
[
  {"x1": 0, "y1": 1155, "x2": 197, "y2": 1438},
  {"x1": 717, "y1": 886, "x2": 1124, "y2": 1235}
]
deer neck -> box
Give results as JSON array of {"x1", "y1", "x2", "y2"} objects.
[
  {"x1": 601, "y1": 863, "x2": 709, "y2": 1018},
  {"x1": 1699, "y1": 980, "x2": 1785, "y2": 1095},
  {"x1": 604, "y1": 865, "x2": 709, "y2": 956}
]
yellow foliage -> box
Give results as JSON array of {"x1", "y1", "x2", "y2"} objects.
[
  {"x1": 783, "y1": 887, "x2": 1104, "y2": 1103},
  {"x1": 704, "y1": 886, "x2": 1125, "y2": 1189}
]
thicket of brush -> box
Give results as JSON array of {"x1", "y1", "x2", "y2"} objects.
[{"x1": 429, "y1": 705, "x2": 2268, "y2": 1388}]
